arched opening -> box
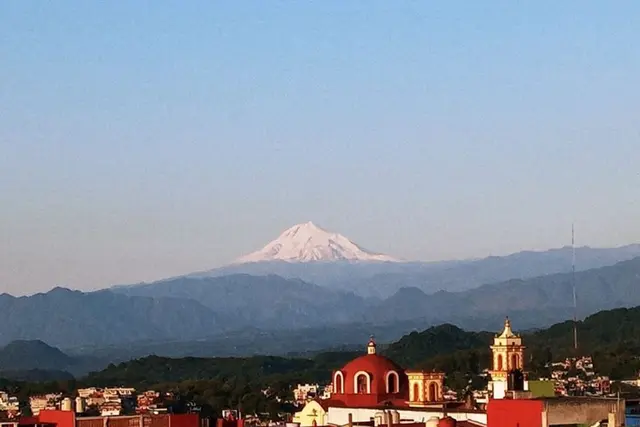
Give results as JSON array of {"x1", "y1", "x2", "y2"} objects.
[
  {"x1": 356, "y1": 374, "x2": 368, "y2": 394},
  {"x1": 497, "y1": 354, "x2": 504, "y2": 371},
  {"x1": 412, "y1": 383, "x2": 420, "y2": 402},
  {"x1": 334, "y1": 371, "x2": 344, "y2": 394},
  {"x1": 511, "y1": 354, "x2": 519, "y2": 370},
  {"x1": 428, "y1": 383, "x2": 438, "y2": 402},
  {"x1": 386, "y1": 371, "x2": 399, "y2": 393}
]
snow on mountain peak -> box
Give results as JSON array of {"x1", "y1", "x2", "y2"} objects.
[{"x1": 233, "y1": 222, "x2": 400, "y2": 264}]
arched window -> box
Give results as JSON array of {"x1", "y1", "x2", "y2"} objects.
[
  {"x1": 497, "y1": 354, "x2": 504, "y2": 371},
  {"x1": 356, "y1": 374, "x2": 368, "y2": 394},
  {"x1": 412, "y1": 383, "x2": 420, "y2": 402},
  {"x1": 428, "y1": 383, "x2": 438, "y2": 402},
  {"x1": 353, "y1": 371, "x2": 371, "y2": 394},
  {"x1": 386, "y1": 371, "x2": 400, "y2": 394},
  {"x1": 511, "y1": 354, "x2": 519, "y2": 370},
  {"x1": 334, "y1": 371, "x2": 344, "y2": 394}
]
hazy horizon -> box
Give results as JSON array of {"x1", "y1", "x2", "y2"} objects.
[
  {"x1": 2, "y1": 2, "x2": 639, "y2": 294},
  {"x1": 7, "y1": 234, "x2": 640, "y2": 297}
]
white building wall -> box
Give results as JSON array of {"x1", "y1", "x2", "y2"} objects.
[
  {"x1": 490, "y1": 381, "x2": 507, "y2": 399},
  {"x1": 489, "y1": 379, "x2": 529, "y2": 399},
  {"x1": 326, "y1": 407, "x2": 487, "y2": 426}
]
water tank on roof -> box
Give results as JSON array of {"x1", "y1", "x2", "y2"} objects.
[
  {"x1": 61, "y1": 397, "x2": 73, "y2": 411},
  {"x1": 391, "y1": 411, "x2": 400, "y2": 424},
  {"x1": 374, "y1": 411, "x2": 385, "y2": 426},
  {"x1": 75, "y1": 397, "x2": 85, "y2": 413},
  {"x1": 425, "y1": 417, "x2": 440, "y2": 427}
]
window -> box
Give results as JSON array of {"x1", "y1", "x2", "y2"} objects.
[
  {"x1": 386, "y1": 371, "x2": 399, "y2": 393},
  {"x1": 497, "y1": 354, "x2": 504, "y2": 371},
  {"x1": 334, "y1": 371, "x2": 344, "y2": 394},
  {"x1": 428, "y1": 383, "x2": 438, "y2": 402},
  {"x1": 356, "y1": 374, "x2": 368, "y2": 394},
  {"x1": 412, "y1": 383, "x2": 420, "y2": 402}
]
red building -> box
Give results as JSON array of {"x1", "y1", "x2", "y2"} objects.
[{"x1": 487, "y1": 397, "x2": 624, "y2": 427}]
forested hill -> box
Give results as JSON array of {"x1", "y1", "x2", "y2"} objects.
[
  {"x1": 85, "y1": 305, "x2": 640, "y2": 389},
  {"x1": 383, "y1": 305, "x2": 640, "y2": 380}
]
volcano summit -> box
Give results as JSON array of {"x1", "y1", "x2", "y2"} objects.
[{"x1": 233, "y1": 221, "x2": 399, "y2": 263}]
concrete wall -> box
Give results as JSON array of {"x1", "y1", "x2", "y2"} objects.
[
  {"x1": 545, "y1": 399, "x2": 625, "y2": 427},
  {"x1": 326, "y1": 407, "x2": 486, "y2": 426}
]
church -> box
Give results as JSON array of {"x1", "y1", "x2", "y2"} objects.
[
  {"x1": 293, "y1": 317, "x2": 626, "y2": 427},
  {"x1": 313, "y1": 332, "x2": 490, "y2": 427},
  {"x1": 329, "y1": 337, "x2": 447, "y2": 409},
  {"x1": 294, "y1": 319, "x2": 530, "y2": 427}
]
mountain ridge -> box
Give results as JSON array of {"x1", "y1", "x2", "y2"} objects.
[
  {"x1": 0, "y1": 288, "x2": 222, "y2": 347},
  {"x1": 195, "y1": 243, "x2": 640, "y2": 298},
  {"x1": 3, "y1": 247, "x2": 640, "y2": 350}
]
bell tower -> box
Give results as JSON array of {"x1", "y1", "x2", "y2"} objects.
[{"x1": 488, "y1": 317, "x2": 527, "y2": 399}]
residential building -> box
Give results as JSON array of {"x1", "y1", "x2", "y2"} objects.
[{"x1": 293, "y1": 385, "x2": 319, "y2": 403}]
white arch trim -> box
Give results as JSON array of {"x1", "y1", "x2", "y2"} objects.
[
  {"x1": 333, "y1": 371, "x2": 345, "y2": 394},
  {"x1": 385, "y1": 370, "x2": 400, "y2": 393},
  {"x1": 353, "y1": 371, "x2": 371, "y2": 394}
]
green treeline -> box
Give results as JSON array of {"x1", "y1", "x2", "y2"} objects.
[{"x1": 5, "y1": 306, "x2": 640, "y2": 417}]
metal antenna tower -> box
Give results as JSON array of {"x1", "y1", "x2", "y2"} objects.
[{"x1": 572, "y1": 223, "x2": 578, "y2": 351}]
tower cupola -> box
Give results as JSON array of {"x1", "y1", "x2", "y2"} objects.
[
  {"x1": 367, "y1": 336, "x2": 377, "y2": 355},
  {"x1": 498, "y1": 317, "x2": 517, "y2": 338}
]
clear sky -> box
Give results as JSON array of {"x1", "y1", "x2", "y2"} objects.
[{"x1": 1, "y1": 1, "x2": 639, "y2": 295}]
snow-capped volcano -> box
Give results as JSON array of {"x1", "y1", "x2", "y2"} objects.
[{"x1": 234, "y1": 222, "x2": 399, "y2": 263}]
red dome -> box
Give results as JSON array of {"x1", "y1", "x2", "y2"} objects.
[
  {"x1": 341, "y1": 354, "x2": 404, "y2": 376},
  {"x1": 332, "y1": 351, "x2": 408, "y2": 407}
]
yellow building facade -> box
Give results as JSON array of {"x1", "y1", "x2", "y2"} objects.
[
  {"x1": 292, "y1": 400, "x2": 328, "y2": 427},
  {"x1": 406, "y1": 371, "x2": 445, "y2": 406}
]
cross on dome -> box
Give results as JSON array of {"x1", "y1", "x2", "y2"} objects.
[{"x1": 367, "y1": 335, "x2": 377, "y2": 354}]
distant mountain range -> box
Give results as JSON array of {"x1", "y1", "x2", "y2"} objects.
[
  {"x1": 0, "y1": 287, "x2": 220, "y2": 347},
  {"x1": 115, "y1": 274, "x2": 369, "y2": 330},
  {"x1": 0, "y1": 250, "x2": 638, "y2": 353},
  {"x1": 0, "y1": 340, "x2": 104, "y2": 380},
  {"x1": 3, "y1": 222, "x2": 640, "y2": 357},
  {"x1": 204, "y1": 243, "x2": 640, "y2": 298},
  {"x1": 185, "y1": 222, "x2": 640, "y2": 298},
  {"x1": 371, "y1": 256, "x2": 640, "y2": 325}
]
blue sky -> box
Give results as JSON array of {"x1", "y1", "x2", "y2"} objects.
[{"x1": 1, "y1": 1, "x2": 639, "y2": 294}]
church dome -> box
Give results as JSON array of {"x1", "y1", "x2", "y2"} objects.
[
  {"x1": 341, "y1": 354, "x2": 404, "y2": 377},
  {"x1": 332, "y1": 337, "x2": 408, "y2": 400}
]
